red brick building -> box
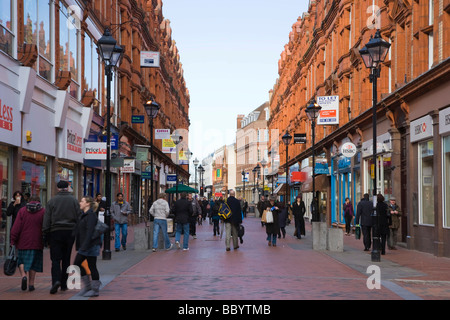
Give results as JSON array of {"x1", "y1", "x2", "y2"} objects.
[{"x1": 268, "y1": 0, "x2": 450, "y2": 257}]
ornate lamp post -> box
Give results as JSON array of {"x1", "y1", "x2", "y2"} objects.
[
  {"x1": 282, "y1": 132, "x2": 292, "y2": 208},
  {"x1": 171, "y1": 133, "x2": 183, "y2": 199},
  {"x1": 98, "y1": 29, "x2": 123, "y2": 260},
  {"x1": 359, "y1": 29, "x2": 391, "y2": 262},
  {"x1": 193, "y1": 158, "x2": 199, "y2": 190},
  {"x1": 305, "y1": 99, "x2": 322, "y2": 222},
  {"x1": 260, "y1": 159, "x2": 267, "y2": 197},
  {"x1": 144, "y1": 100, "x2": 160, "y2": 209}
]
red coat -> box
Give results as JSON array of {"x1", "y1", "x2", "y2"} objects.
[{"x1": 10, "y1": 202, "x2": 45, "y2": 250}]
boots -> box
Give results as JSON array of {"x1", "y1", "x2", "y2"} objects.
[
  {"x1": 79, "y1": 275, "x2": 91, "y2": 296},
  {"x1": 83, "y1": 280, "x2": 101, "y2": 297}
]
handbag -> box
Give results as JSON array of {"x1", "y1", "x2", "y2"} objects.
[
  {"x1": 91, "y1": 219, "x2": 110, "y2": 240},
  {"x1": 261, "y1": 210, "x2": 268, "y2": 223},
  {"x1": 265, "y1": 210, "x2": 274, "y2": 224},
  {"x1": 3, "y1": 246, "x2": 18, "y2": 276},
  {"x1": 355, "y1": 225, "x2": 361, "y2": 240}
]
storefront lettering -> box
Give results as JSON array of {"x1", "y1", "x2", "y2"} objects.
[
  {"x1": 415, "y1": 123, "x2": 426, "y2": 135},
  {"x1": 0, "y1": 99, "x2": 14, "y2": 131},
  {"x1": 67, "y1": 129, "x2": 82, "y2": 153},
  {"x1": 446, "y1": 114, "x2": 450, "y2": 126}
]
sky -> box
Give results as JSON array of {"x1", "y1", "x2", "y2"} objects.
[{"x1": 162, "y1": 0, "x2": 310, "y2": 162}]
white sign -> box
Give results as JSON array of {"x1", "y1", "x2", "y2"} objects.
[
  {"x1": 340, "y1": 142, "x2": 357, "y2": 158},
  {"x1": 121, "y1": 159, "x2": 135, "y2": 173},
  {"x1": 439, "y1": 107, "x2": 450, "y2": 135},
  {"x1": 155, "y1": 129, "x2": 170, "y2": 140},
  {"x1": 140, "y1": 51, "x2": 160, "y2": 68},
  {"x1": 317, "y1": 95, "x2": 339, "y2": 125},
  {"x1": 0, "y1": 85, "x2": 21, "y2": 147},
  {"x1": 84, "y1": 142, "x2": 107, "y2": 160},
  {"x1": 362, "y1": 132, "x2": 392, "y2": 158},
  {"x1": 410, "y1": 115, "x2": 433, "y2": 143}
]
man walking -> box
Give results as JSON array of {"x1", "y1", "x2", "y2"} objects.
[
  {"x1": 149, "y1": 193, "x2": 172, "y2": 251},
  {"x1": 224, "y1": 190, "x2": 242, "y2": 251},
  {"x1": 173, "y1": 192, "x2": 193, "y2": 250},
  {"x1": 111, "y1": 193, "x2": 132, "y2": 252},
  {"x1": 188, "y1": 194, "x2": 201, "y2": 239},
  {"x1": 42, "y1": 181, "x2": 79, "y2": 294},
  {"x1": 355, "y1": 193, "x2": 373, "y2": 251}
]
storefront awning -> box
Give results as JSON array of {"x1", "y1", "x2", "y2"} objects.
[{"x1": 273, "y1": 183, "x2": 284, "y2": 194}]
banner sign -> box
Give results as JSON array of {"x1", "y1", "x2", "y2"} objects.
[
  {"x1": 317, "y1": 95, "x2": 339, "y2": 125},
  {"x1": 84, "y1": 142, "x2": 107, "y2": 160},
  {"x1": 162, "y1": 139, "x2": 176, "y2": 153},
  {"x1": 155, "y1": 129, "x2": 170, "y2": 140}
]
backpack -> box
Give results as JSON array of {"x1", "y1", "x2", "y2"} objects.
[{"x1": 218, "y1": 202, "x2": 232, "y2": 220}]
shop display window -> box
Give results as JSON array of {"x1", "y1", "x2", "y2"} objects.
[
  {"x1": 443, "y1": 136, "x2": 450, "y2": 228},
  {"x1": 21, "y1": 151, "x2": 48, "y2": 206}
]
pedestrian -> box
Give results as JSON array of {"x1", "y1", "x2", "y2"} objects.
[
  {"x1": 355, "y1": 194, "x2": 373, "y2": 251},
  {"x1": 257, "y1": 195, "x2": 268, "y2": 227},
  {"x1": 224, "y1": 190, "x2": 242, "y2": 251},
  {"x1": 173, "y1": 192, "x2": 193, "y2": 250},
  {"x1": 10, "y1": 196, "x2": 45, "y2": 291},
  {"x1": 376, "y1": 194, "x2": 391, "y2": 255},
  {"x1": 292, "y1": 195, "x2": 306, "y2": 239},
  {"x1": 73, "y1": 196, "x2": 102, "y2": 297},
  {"x1": 6, "y1": 191, "x2": 26, "y2": 228},
  {"x1": 111, "y1": 192, "x2": 132, "y2": 252},
  {"x1": 149, "y1": 193, "x2": 173, "y2": 252},
  {"x1": 343, "y1": 198, "x2": 354, "y2": 235},
  {"x1": 278, "y1": 204, "x2": 287, "y2": 239},
  {"x1": 42, "y1": 180, "x2": 79, "y2": 294},
  {"x1": 188, "y1": 194, "x2": 201, "y2": 239},
  {"x1": 242, "y1": 198, "x2": 248, "y2": 218},
  {"x1": 211, "y1": 199, "x2": 220, "y2": 236},
  {"x1": 387, "y1": 197, "x2": 401, "y2": 250},
  {"x1": 95, "y1": 192, "x2": 107, "y2": 217},
  {"x1": 265, "y1": 195, "x2": 281, "y2": 247}
]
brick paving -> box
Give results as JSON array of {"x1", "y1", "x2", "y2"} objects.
[{"x1": 1, "y1": 217, "x2": 450, "y2": 301}]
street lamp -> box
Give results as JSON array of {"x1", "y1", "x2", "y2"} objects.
[
  {"x1": 359, "y1": 29, "x2": 391, "y2": 262},
  {"x1": 98, "y1": 28, "x2": 123, "y2": 261},
  {"x1": 171, "y1": 133, "x2": 183, "y2": 199},
  {"x1": 144, "y1": 100, "x2": 160, "y2": 209},
  {"x1": 193, "y1": 158, "x2": 199, "y2": 190},
  {"x1": 306, "y1": 99, "x2": 322, "y2": 222},
  {"x1": 260, "y1": 159, "x2": 267, "y2": 197},
  {"x1": 198, "y1": 164, "x2": 205, "y2": 196},
  {"x1": 241, "y1": 170, "x2": 247, "y2": 200},
  {"x1": 253, "y1": 164, "x2": 261, "y2": 203},
  {"x1": 282, "y1": 131, "x2": 292, "y2": 208}
]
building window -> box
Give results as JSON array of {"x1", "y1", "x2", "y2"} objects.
[
  {"x1": 418, "y1": 141, "x2": 434, "y2": 225},
  {"x1": 59, "y1": 3, "x2": 80, "y2": 99},
  {"x1": 84, "y1": 34, "x2": 99, "y2": 99},
  {"x1": 0, "y1": 0, "x2": 14, "y2": 57},
  {"x1": 23, "y1": 0, "x2": 53, "y2": 81},
  {"x1": 443, "y1": 136, "x2": 450, "y2": 228}
]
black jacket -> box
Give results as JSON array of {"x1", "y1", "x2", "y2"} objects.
[
  {"x1": 74, "y1": 209, "x2": 102, "y2": 252},
  {"x1": 226, "y1": 196, "x2": 242, "y2": 225},
  {"x1": 43, "y1": 191, "x2": 80, "y2": 234},
  {"x1": 173, "y1": 198, "x2": 193, "y2": 224},
  {"x1": 355, "y1": 198, "x2": 373, "y2": 227}
]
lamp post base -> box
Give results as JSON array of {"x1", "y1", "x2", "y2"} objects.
[{"x1": 102, "y1": 249, "x2": 112, "y2": 261}]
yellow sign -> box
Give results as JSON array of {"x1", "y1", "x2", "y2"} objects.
[{"x1": 162, "y1": 139, "x2": 175, "y2": 148}]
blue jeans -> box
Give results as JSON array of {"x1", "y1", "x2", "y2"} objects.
[
  {"x1": 175, "y1": 223, "x2": 189, "y2": 249},
  {"x1": 153, "y1": 219, "x2": 172, "y2": 249},
  {"x1": 267, "y1": 233, "x2": 277, "y2": 245},
  {"x1": 115, "y1": 223, "x2": 128, "y2": 249}
]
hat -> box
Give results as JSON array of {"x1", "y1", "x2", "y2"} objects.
[
  {"x1": 390, "y1": 197, "x2": 396, "y2": 201},
  {"x1": 57, "y1": 180, "x2": 69, "y2": 189}
]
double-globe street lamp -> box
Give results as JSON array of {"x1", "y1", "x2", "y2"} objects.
[
  {"x1": 171, "y1": 133, "x2": 183, "y2": 199},
  {"x1": 305, "y1": 100, "x2": 322, "y2": 222},
  {"x1": 144, "y1": 100, "x2": 160, "y2": 210},
  {"x1": 359, "y1": 29, "x2": 391, "y2": 262},
  {"x1": 198, "y1": 164, "x2": 205, "y2": 196},
  {"x1": 98, "y1": 28, "x2": 124, "y2": 260}
]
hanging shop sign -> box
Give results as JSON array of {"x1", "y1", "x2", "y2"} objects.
[
  {"x1": 410, "y1": 115, "x2": 433, "y2": 143},
  {"x1": 155, "y1": 129, "x2": 171, "y2": 140},
  {"x1": 84, "y1": 142, "x2": 107, "y2": 160},
  {"x1": 140, "y1": 51, "x2": 160, "y2": 68},
  {"x1": 317, "y1": 95, "x2": 339, "y2": 125},
  {"x1": 340, "y1": 142, "x2": 357, "y2": 158}
]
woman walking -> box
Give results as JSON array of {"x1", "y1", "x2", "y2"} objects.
[
  {"x1": 10, "y1": 196, "x2": 45, "y2": 291},
  {"x1": 343, "y1": 198, "x2": 354, "y2": 235},
  {"x1": 292, "y1": 195, "x2": 306, "y2": 239},
  {"x1": 376, "y1": 194, "x2": 391, "y2": 255},
  {"x1": 7, "y1": 191, "x2": 27, "y2": 228},
  {"x1": 73, "y1": 196, "x2": 102, "y2": 297},
  {"x1": 265, "y1": 195, "x2": 281, "y2": 247}
]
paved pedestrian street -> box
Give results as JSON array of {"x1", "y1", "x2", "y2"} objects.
[{"x1": 1, "y1": 217, "x2": 450, "y2": 304}]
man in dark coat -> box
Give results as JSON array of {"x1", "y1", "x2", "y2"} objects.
[
  {"x1": 355, "y1": 193, "x2": 374, "y2": 251},
  {"x1": 173, "y1": 192, "x2": 193, "y2": 250},
  {"x1": 224, "y1": 190, "x2": 242, "y2": 251}
]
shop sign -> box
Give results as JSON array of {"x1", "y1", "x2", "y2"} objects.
[
  {"x1": 410, "y1": 115, "x2": 433, "y2": 143},
  {"x1": 317, "y1": 95, "x2": 339, "y2": 125},
  {"x1": 167, "y1": 174, "x2": 177, "y2": 184},
  {"x1": 162, "y1": 139, "x2": 176, "y2": 153},
  {"x1": 0, "y1": 86, "x2": 21, "y2": 147},
  {"x1": 315, "y1": 159, "x2": 329, "y2": 174},
  {"x1": 141, "y1": 51, "x2": 160, "y2": 68},
  {"x1": 121, "y1": 159, "x2": 135, "y2": 173},
  {"x1": 439, "y1": 107, "x2": 450, "y2": 135},
  {"x1": 340, "y1": 142, "x2": 357, "y2": 158},
  {"x1": 84, "y1": 142, "x2": 107, "y2": 160},
  {"x1": 155, "y1": 129, "x2": 170, "y2": 140},
  {"x1": 294, "y1": 133, "x2": 306, "y2": 144},
  {"x1": 291, "y1": 171, "x2": 307, "y2": 182},
  {"x1": 362, "y1": 132, "x2": 392, "y2": 158}
]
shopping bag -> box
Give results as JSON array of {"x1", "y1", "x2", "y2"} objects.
[
  {"x1": 3, "y1": 246, "x2": 18, "y2": 276},
  {"x1": 355, "y1": 225, "x2": 361, "y2": 240},
  {"x1": 261, "y1": 210, "x2": 268, "y2": 223},
  {"x1": 265, "y1": 210, "x2": 274, "y2": 224}
]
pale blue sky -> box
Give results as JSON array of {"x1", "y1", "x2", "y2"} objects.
[{"x1": 162, "y1": 0, "x2": 310, "y2": 161}]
